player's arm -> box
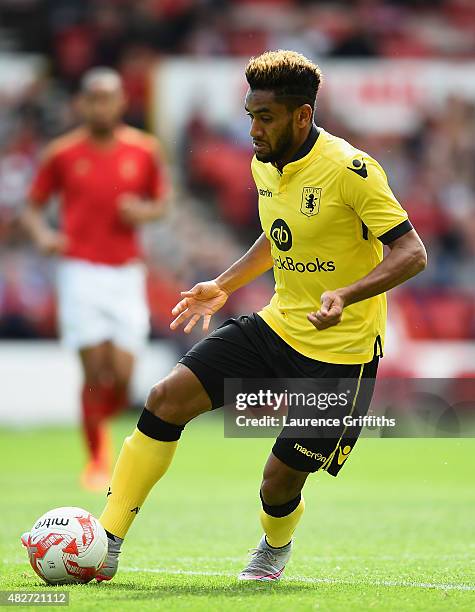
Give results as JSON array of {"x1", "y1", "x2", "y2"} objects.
[
  {"x1": 308, "y1": 156, "x2": 427, "y2": 331},
  {"x1": 170, "y1": 232, "x2": 273, "y2": 333},
  {"x1": 22, "y1": 145, "x2": 67, "y2": 256},
  {"x1": 118, "y1": 193, "x2": 168, "y2": 223},
  {"x1": 215, "y1": 231, "x2": 274, "y2": 294},
  {"x1": 22, "y1": 203, "x2": 67, "y2": 255},
  {"x1": 308, "y1": 229, "x2": 426, "y2": 330}
]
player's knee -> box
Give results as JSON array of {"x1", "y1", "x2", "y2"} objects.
[
  {"x1": 145, "y1": 381, "x2": 167, "y2": 415},
  {"x1": 110, "y1": 362, "x2": 133, "y2": 392},
  {"x1": 112, "y1": 374, "x2": 130, "y2": 395},
  {"x1": 260, "y1": 472, "x2": 305, "y2": 507},
  {"x1": 145, "y1": 378, "x2": 191, "y2": 425},
  {"x1": 83, "y1": 369, "x2": 105, "y2": 391}
]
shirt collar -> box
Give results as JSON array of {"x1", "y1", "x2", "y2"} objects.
[{"x1": 287, "y1": 123, "x2": 319, "y2": 164}]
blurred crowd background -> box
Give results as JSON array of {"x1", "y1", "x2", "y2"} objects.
[{"x1": 1, "y1": 0, "x2": 475, "y2": 348}]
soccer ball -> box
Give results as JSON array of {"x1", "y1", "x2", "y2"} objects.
[{"x1": 21, "y1": 507, "x2": 108, "y2": 585}]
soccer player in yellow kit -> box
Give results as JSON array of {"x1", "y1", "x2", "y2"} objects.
[{"x1": 96, "y1": 50, "x2": 427, "y2": 581}]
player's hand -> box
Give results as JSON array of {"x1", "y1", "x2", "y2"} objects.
[
  {"x1": 36, "y1": 229, "x2": 68, "y2": 256},
  {"x1": 170, "y1": 281, "x2": 229, "y2": 334},
  {"x1": 307, "y1": 290, "x2": 345, "y2": 330},
  {"x1": 118, "y1": 194, "x2": 154, "y2": 225}
]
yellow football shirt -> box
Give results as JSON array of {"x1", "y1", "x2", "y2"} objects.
[{"x1": 252, "y1": 126, "x2": 411, "y2": 364}]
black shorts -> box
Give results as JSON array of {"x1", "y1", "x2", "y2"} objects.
[{"x1": 179, "y1": 313, "x2": 379, "y2": 475}]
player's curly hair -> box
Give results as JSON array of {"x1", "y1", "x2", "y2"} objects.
[{"x1": 245, "y1": 50, "x2": 322, "y2": 110}]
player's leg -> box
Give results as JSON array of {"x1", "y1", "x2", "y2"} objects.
[
  {"x1": 100, "y1": 314, "x2": 276, "y2": 543},
  {"x1": 238, "y1": 453, "x2": 308, "y2": 581},
  {"x1": 81, "y1": 343, "x2": 135, "y2": 488},
  {"x1": 102, "y1": 343, "x2": 135, "y2": 419},
  {"x1": 79, "y1": 341, "x2": 115, "y2": 489},
  {"x1": 239, "y1": 353, "x2": 381, "y2": 580},
  {"x1": 97, "y1": 315, "x2": 274, "y2": 581},
  {"x1": 108, "y1": 261, "x2": 149, "y2": 410},
  {"x1": 96, "y1": 363, "x2": 211, "y2": 581},
  {"x1": 56, "y1": 260, "x2": 123, "y2": 487},
  {"x1": 260, "y1": 453, "x2": 308, "y2": 545},
  {"x1": 79, "y1": 260, "x2": 147, "y2": 491},
  {"x1": 101, "y1": 362, "x2": 211, "y2": 536}
]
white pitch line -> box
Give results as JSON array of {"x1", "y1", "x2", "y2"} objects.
[
  {"x1": 122, "y1": 553, "x2": 475, "y2": 563},
  {"x1": 6, "y1": 553, "x2": 475, "y2": 565},
  {"x1": 7, "y1": 552, "x2": 475, "y2": 565},
  {"x1": 122, "y1": 566, "x2": 475, "y2": 592}
]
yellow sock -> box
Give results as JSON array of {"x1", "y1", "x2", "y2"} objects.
[
  {"x1": 260, "y1": 497, "x2": 305, "y2": 548},
  {"x1": 99, "y1": 428, "x2": 177, "y2": 538}
]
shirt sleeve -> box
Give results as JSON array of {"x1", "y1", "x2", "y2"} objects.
[
  {"x1": 145, "y1": 141, "x2": 170, "y2": 200},
  {"x1": 28, "y1": 146, "x2": 61, "y2": 206},
  {"x1": 340, "y1": 155, "x2": 412, "y2": 244}
]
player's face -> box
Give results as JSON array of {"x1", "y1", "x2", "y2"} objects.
[
  {"x1": 245, "y1": 89, "x2": 296, "y2": 163},
  {"x1": 80, "y1": 87, "x2": 126, "y2": 135}
]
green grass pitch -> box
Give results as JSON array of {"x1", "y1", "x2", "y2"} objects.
[{"x1": 1, "y1": 413, "x2": 474, "y2": 611}]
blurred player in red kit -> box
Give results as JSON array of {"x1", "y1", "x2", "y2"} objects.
[{"x1": 22, "y1": 68, "x2": 169, "y2": 490}]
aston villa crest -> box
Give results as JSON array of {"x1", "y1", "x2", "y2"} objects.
[{"x1": 300, "y1": 187, "x2": 321, "y2": 217}]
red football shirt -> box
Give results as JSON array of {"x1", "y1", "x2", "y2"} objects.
[{"x1": 29, "y1": 126, "x2": 168, "y2": 265}]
